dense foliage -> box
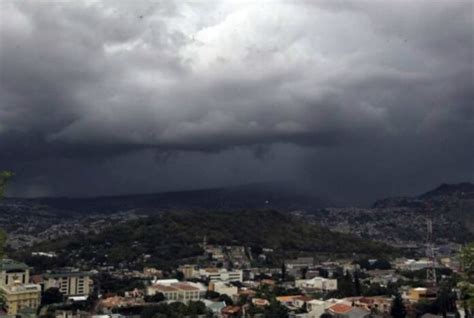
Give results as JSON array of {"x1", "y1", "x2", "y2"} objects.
[{"x1": 29, "y1": 210, "x2": 395, "y2": 269}]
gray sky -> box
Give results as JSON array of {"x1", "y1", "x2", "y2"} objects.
[{"x1": 1, "y1": 0, "x2": 473, "y2": 204}]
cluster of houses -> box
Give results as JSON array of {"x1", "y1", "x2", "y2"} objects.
[{"x1": 0, "y1": 247, "x2": 465, "y2": 318}]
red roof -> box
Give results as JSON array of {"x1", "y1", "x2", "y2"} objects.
[
  {"x1": 30, "y1": 275, "x2": 43, "y2": 284},
  {"x1": 329, "y1": 303, "x2": 353, "y2": 314},
  {"x1": 222, "y1": 306, "x2": 241, "y2": 314}
]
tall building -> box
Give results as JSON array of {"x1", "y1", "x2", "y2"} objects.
[
  {"x1": 0, "y1": 259, "x2": 41, "y2": 315},
  {"x1": 42, "y1": 270, "x2": 93, "y2": 296}
]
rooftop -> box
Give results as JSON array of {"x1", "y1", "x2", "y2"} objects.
[
  {"x1": 0, "y1": 259, "x2": 29, "y2": 271},
  {"x1": 43, "y1": 271, "x2": 92, "y2": 278},
  {"x1": 328, "y1": 303, "x2": 353, "y2": 314}
]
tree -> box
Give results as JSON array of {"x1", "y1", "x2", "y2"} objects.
[
  {"x1": 337, "y1": 271, "x2": 355, "y2": 297},
  {"x1": 0, "y1": 171, "x2": 12, "y2": 310},
  {"x1": 263, "y1": 299, "x2": 289, "y2": 318},
  {"x1": 281, "y1": 262, "x2": 286, "y2": 281},
  {"x1": 144, "y1": 292, "x2": 165, "y2": 302},
  {"x1": 460, "y1": 242, "x2": 474, "y2": 281},
  {"x1": 41, "y1": 287, "x2": 64, "y2": 306},
  {"x1": 0, "y1": 171, "x2": 12, "y2": 258},
  {"x1": 0, "y1": 171, "x2": 13, "y2": 199},
  {"x1": 390, "y1": 293, "x2": 407, "y2": 318},
  {"x1": 354, "y1": 271, "x2": 361, "y2": 296},
  {"x1": 459, "y1": 242, "x2": 474, "y2": 315},
  {"x1": 435, "y1": 282, "x2": 458, "y2": 317},
  {"x1": 218, "y1": 294, "x2": 233, "y2": 306}
]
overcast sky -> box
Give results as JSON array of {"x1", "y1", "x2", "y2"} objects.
[{"x1": 0, "y1": 0, "x2": 472, "y2": 204}]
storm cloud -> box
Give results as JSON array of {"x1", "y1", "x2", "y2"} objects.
[{"x1": 0, "y1": 0, "x2": 473, "y2": 203}]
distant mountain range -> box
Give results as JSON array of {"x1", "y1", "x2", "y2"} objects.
[
  {"x1": 2, "y1": 181, "x2": 473, "y2": 217},
  {"x1": 2, "y1": 182, "x2": 330, "y2": 216}
]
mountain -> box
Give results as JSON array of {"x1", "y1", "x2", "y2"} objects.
[
  {"x1": 23, "y1": 210, "x2": 394, "y2": 270},
  {"x1": 420, "y1": 182, "x2": 474, "y2": 199},
  {"x1": 372, "y1": 182, "x2": 474, "y2": 235},
  {"x1": 1, "y1": 182, "x2": 330, "y2": 216}
]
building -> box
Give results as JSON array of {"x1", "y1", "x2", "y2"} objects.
[
  {"x1": 0, "y1": 259, "x2": 41, "y2": 315},
  {"x1": 42, "y1": 270, "x2": 93, "y2": 296},
  {"x1": 147, "y1": 281, "x2": 201, "y2": 303},
  {"x1": 295, "y1": 276, "x2": 338, "y2": 291},
  {"x1": 326, "y1": 303, "x2": 370, "y2": 318},
  {"x1": 405, "y1": 287, "x2": 437, "y2": 303},
  {"x1": 351, "y1": 296, "x2": 392, "y2": 314},
  {"x1": 285, "y1": 257, "x2": 314, "y2": 269},
  {"x1": 209, "y1": 281, "x2": 238, "y2": 298},
  {"x1": 198, "y1": 268, "x2": 243, "y2": 282},
  {"x1": 179, "y1": 264, "x2": 196, "y2": 279}
]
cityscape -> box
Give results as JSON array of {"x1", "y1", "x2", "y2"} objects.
[{"x1": 0, "y1": 1, "x2": 473, "y2": 318}]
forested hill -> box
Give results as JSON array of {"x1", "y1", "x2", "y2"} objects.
[{"x1": 26, "y1": 210, "x2": 395, "y2": 269}]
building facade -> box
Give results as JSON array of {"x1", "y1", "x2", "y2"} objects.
[
  {"x1": 43, "y1": 271, "x2": 92, "y2": 296},
  {"x1": 0, "y1": 259, "x2": 41, "y2": 315}
]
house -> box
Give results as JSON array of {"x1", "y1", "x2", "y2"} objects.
[
  {"x1": 326, "y1": 303, "x2": 370, "y2": 318},
  {"x1": 306, "y1": 299, "x2": 329, "y2": 318},
  {"x1": 276, "y1": 295, "x2": 311, "y2": 310},
  {"x1": 405, "y1": 287, "x2": 437, "y2": 303},
  {"x1": 0, "y1": 259, "x2": 41, "y2": 315},
  {"x1": 352, "y1": 296, "x2": 392, "y2": 314}
]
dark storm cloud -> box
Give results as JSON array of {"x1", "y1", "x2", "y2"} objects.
[{"x1": 0, "y1": 0, "x2": 472, "y2": 200}]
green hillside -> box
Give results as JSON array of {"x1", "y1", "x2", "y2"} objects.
[{"x1": 25, "y1": 210, "x2": 395, "y2": 270}]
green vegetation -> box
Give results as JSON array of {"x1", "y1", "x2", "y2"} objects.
[
  {"x1": 0, "y1": 171, "x2": 12, "y2": 310},
  {"x1": 0, "y1": 171, "x2": 13, "y2": 258},
  {"x1": 0, "y1": 171, "x2": 13, "y2": 199},
  {"x1": 28, "y1": 210, "x2": 396, "y2": 269},
  {"x1": 390, "y1": 293, "x2": 407, "y2": 318},
  {"x1": 460, "y1": 242, "x2": 474, "y2": 315},
  {"x1": 41, "y1": 288, "x2": 64, "y2": 306}
]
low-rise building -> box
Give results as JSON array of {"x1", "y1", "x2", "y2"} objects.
[
  {"x1": 404, "y1": 287, "x2": 437, "y2": 303},
  {"x1": 147, "y1": 281, "x2": 201, "y2": 303},
  {"x1": 209, "y1": 281, "x2": 238, "y2": 298},
  {"x1": 198, "y1": 268, "x2": 243, "y2": 282},
  {"x1": 295, "y1": 276, "x2": 338, "y2": 291}
]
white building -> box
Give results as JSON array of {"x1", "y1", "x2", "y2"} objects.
[
  {"x1": 295, "y1": 277, "x2": 338, "y2": 291},
  {"x1": 147, "y1": 282, "x2": 201, "y2": 303},
  {"x1": 209, "y1": 281, "x2": 238, "y2": 298},
  {"x1": 198, "y1": 268, "x2": 243, "y2": 282}
]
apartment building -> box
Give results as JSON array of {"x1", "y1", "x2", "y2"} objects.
[{"x1": 42, "y1": 271, "x2": 92, "y2": 296}]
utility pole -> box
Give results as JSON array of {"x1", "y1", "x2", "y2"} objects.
[{"x1": 425, "y1": 202, "x2": 437, "y2": 286}]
